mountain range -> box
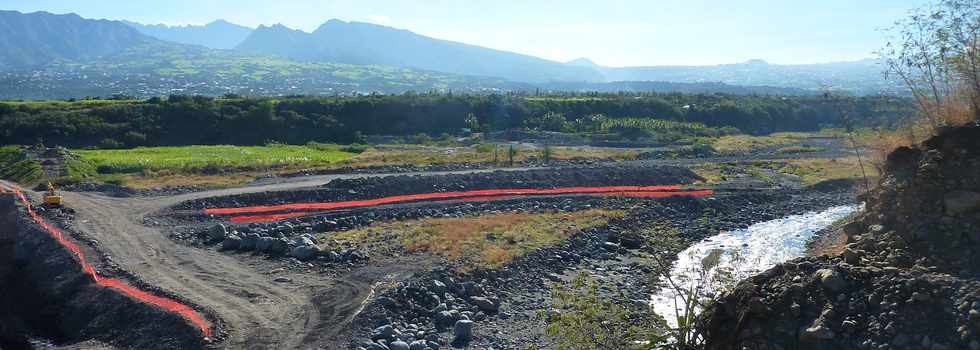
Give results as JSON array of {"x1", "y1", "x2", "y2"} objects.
[
  {"x1": 123, "y1": 19, "x2": 252, "y2": 50},
  {"x1": 236, "y1": 19, "x2": 604, "y2": 83},
  {"x1": 0, "y1": 10, "x2": 901, "y2": 98}
]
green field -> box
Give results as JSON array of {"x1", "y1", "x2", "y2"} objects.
[{"x1": 75, "y1": 144, "x2": 357, "y2": 175}]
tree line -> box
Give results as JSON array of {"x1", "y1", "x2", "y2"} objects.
[{"x1": 0, "y1": 92, "x2": 914, "y2": 148}]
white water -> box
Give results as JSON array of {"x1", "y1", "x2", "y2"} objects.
[{"x1": 649, "y1": 205, "x2": 859, "y2": 328}]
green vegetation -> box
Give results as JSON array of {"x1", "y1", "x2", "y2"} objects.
[
  {"x1": 712, "y1": 134, "x2": 798, "y2": 152},
  {"x1": 321, "y1": 209, "x2": 625, "y2": 270},
  {"x1": 75, "y1": 144, "x2": 355, "y2": 175},
  {"x1": 546, "y1": 272, "x2": 657, "y2": 350},
  {"x1": 0, "y1": 146, "x2": 42, "y2": 183},
  {"x1": 0, "y1": 93, "x2": 913, "y2": 149},
  {"x1": 778, "y1": 157, "x2": 877, "y2": 185},
  {"x1": 58, "y1": 143, "x2": 355, "y2": 188}
]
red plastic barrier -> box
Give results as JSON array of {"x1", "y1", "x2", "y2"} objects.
[
  {"x1": 216, "y1": 186, "x2": 715, "y2": 223},
  {"x1": 205, "y1": 185, "x2": 689, "y2": 215},
  {"x1": 0, "y1": 184, "x2": 212, "y2": 338}
]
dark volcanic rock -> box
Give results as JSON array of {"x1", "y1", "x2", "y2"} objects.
[
  {"x1": 175, "y1": 165, "x2": 702, "y2": 210},
  {"x1": 703, "y1": 123, "x2": 980, "y2": 350}
]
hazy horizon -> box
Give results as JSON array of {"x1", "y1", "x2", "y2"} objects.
[{"x1": 4, "y1": 0, "x2": 924, "y2": 67}]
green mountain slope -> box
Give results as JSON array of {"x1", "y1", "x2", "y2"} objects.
[{"x1": 0, "y1": 10, "x2": 148, "y2": 69}]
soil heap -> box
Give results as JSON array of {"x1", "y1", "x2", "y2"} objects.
[{"x1": 702, "y1": 123, "x2": 980, "y2": 350}]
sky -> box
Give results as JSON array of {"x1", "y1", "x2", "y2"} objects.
[{"x1": 3, "y1": 0, "x2": 926, "y2": 67}]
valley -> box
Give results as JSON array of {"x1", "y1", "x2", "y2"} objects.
[{"x1": 0, "y1": 1, "x2": 978, "y2": 349}]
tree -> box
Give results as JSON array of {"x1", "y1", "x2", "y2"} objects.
[
  {"x1": 880, "y1": 0, "x2": 980, "y2": 126},
  {"x1": 464, "y1": 112, "x2": 480, "y2": 132}
]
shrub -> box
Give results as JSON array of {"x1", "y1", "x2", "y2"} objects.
[
  {"x1": 99, "y1": 138, "x2": 123, "y2": 149},
  {"x1": 339, "y1": 144, "x2": 370, "y2": 154},
  {"x1": 475, "y1": 143, "x2": 496, "y2": 153},
  {"x1": 409, "y1": 133, "x2": 432, "y2": 145}
]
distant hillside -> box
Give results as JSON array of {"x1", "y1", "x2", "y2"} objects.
[
  {"x1": 0, "y1": 10, "x2": 903, "y2": 97},
  {"x1": 235, "y1": 24, "x2": 325, "y2": 60},
  {"x1": 591, "y1": 59, "x2": 899, "y2": 95},
  {"x1": 1, "y1": 40, "x2": 529, "y2": 99},
  {"x1": 0, "y1": 10, "x2": 148, "y2": 69},
  {"x1": 123, "y1": 19, "x2": 253, "y2": 49},
  {"x1": 236, "y1": 19, "x2": 604, "y2": 83}
]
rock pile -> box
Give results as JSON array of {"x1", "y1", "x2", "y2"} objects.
[
  {"x1": 176, "y1": 165, "x2": 702, "y2": 210},
  {"x1": 703, "y1": 123, "x2": 980, "y2": 350},
  {"x1": 354, "y1": 277, "x2": 501, "y2": 350},
  {"x1": 202, "y1": 223, "x2": 365, "y2": 263}
]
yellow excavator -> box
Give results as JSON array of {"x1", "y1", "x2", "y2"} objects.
[{"x1": 43, "y1": 182, "x2": 63, "y2": 207}]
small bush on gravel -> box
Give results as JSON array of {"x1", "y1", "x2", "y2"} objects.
[{"x1": 545, "y1": 272, "x2": 657, "y2": 350}]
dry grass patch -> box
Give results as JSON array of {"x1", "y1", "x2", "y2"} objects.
[
  {"x1": 690, "y1": 156, "x2": 877, "y2": 185},
  {"x1": 712, "y1": 134, "x2": 798, "y2": 153},
  {"x1": 323, "y1": 209, "x2": 626, "y2": 269}
]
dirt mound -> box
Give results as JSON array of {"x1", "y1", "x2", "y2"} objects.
[
  {"x1": 702, "y1": 123, "x2": 980, "y2": 350},
  {"x1": 176, "y1": 165, "x2": 701, "y2": 210},
  {"x1": 0, "y1": 194, "x2": 207, "y2": 349}
]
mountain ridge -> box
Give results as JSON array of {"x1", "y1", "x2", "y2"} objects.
[
  {"x1": 123, "y1": 19, "x2": 253, "y2": 49},
  {"x1": 236, "y1": 19, "x2": 606, "y2": 83},
  {"x1": 0, "y1": 10, "x2": 149, "y2": 68},
  {"x1": 0, "y1": 10, "x2": 900, "y2": 95}
]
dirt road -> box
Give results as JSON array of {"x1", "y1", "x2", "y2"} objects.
[{"x1": 7, "y1": 170, "x2": 515, "y2": 349}]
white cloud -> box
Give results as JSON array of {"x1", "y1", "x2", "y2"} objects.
[{"x1": 365, "y1": 14, "x2": 391, "y2": 24}]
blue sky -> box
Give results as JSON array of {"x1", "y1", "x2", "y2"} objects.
[{"x1": 3, "y1": 0, "x2": 925, "y2": 66}]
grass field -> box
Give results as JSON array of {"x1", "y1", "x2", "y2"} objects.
[
  {"x1": 66, "y1": 144, "x2": 357, "y2": 188},
  {"x1": 322, "y1": 209, "x2": 625, "y2": 270},
  {"x1": 48, "y1": 142, "x2": 636, "y2": 188},
  {"x1": 76, "y1": 144, "x2": 356, "y2": 173}
]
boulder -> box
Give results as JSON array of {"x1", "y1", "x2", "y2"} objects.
[
  {"x1": 408, "y1": 340, "x2": 427, "y2": 350},
  {"x1": 841, "y1": 247, "x2": 860, "y2": 264},
  {"x1": 221, "y1": 235, "x2": 242, "y2": 250},
  {"x1": 814, "y1": 269, "x2": 846, "y2": 292},
  {"x1": 291, "y1": 245, "x2": 321, "y2": 261},
  {"x1": 269, "y1": 238, "x2": 290, "y2": 255},
  {"x1": 430, "y1": 280, "x2": 448, "y2": 295},
  {"x1": 240, "y1": 233, "x2": 260, "y2": 251},
  {"x1": 372, "y1": 324, "x2": 395, "y2": 340},
  {"x1": 388, "y1": 340, "x2": 409, "y2": 350},
  {"x1": 256, "y1": 237, "x2": 275, "y2": 252},
  {"x1": 452, "y1": 319, "x2": 473, "y2": 344},
  {"x1": 209, "y1": 224, "x2": 228, "y2": 241},
  {"x1": 470, "y1": 296, "x2": 498, "y2": 313},
  {"x1": 800, "y1": 325, "x2": 834, "y2": 342},
  {"x1": 944, "y1": 191, "x2": 980, "y2": 216},
  {"x1": 435, "y1": 310, "x2": 454, "y2": 329}
]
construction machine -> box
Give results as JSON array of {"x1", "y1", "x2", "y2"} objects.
[{"x1": 43, "y1": 182, "x2": 63, "y2": 207}]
